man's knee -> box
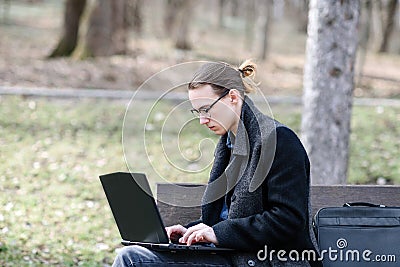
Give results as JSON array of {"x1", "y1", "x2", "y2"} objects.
[{"x1": 113, "y1": 245, "x2": 157, "y2": 267}]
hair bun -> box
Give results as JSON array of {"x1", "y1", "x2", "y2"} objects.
[
  {"x1": 238, "y1": 59, "x2": 259, "y2": 94},
  {"x1": 238, "y1": 59, "x2": 257, "y2": 79}
]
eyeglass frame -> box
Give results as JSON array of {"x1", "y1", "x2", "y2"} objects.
[{"x1": 190, "y1": 89, "x2": 230, "y2": 118}]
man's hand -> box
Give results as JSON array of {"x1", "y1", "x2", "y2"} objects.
[
  {"x1": 165, "y1": 224, "x2": 187, "y2": 243},
  {"x1": 179, "y1": 223, "x2": 218, "y2": 245}
]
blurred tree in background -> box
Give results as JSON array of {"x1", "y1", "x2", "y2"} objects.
[
  {"x1": 49, "y1": 0, "x2": 141, "y2": 58},
  {"x1": 165, "y1": 0, "x2": 195, "y2": 50},
  {"x1": 301, "y1": 0, "x2": 360, "y2": 185},
  {"x1": 42, "y1": 0, "x2": 400, "y2": 59},
  {"x1": 129, "y1": 0, "x2": 143, "y2": 35},
  {"x1": 48, "y1": 0, "x2": 86, "y2": 57},
  {"x1": 260, "y1": 0, "x2": 273, "y2": 60},
  {"x1": 379, "y1": 0, "x2": 398, "y2": 53}
]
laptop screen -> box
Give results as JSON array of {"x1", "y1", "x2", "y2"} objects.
[{"x1": 100, "y1": 172, "x2": 169, "y2": 244}]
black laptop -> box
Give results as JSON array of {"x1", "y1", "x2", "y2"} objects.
[{"x1": 99, "y1": 172, "x2": 234, "y2": 252}]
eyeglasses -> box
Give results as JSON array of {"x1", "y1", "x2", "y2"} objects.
[{"x1": 190, "y1": 90, "x2": 230, "y2": 118}]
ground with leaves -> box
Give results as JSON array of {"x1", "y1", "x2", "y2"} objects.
[{"x1": 1, "y1": 1, "x2": 400, "y2": 98}]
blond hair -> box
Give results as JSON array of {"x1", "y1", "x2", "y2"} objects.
[{"x1": 188, "y1": 59, "x2": 259, "y2": 96}]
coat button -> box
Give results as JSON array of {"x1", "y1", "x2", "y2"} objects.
[{"x1": 247, "y1": 259, "x2": 256, "y2": 266}]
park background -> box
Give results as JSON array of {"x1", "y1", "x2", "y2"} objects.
[{"x1": 1, "y1": 0, "x2": 399, "y2": 266}]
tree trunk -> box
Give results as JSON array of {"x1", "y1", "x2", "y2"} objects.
[
  {"x1": 48, "y1": 0, "x2": 87, "y2": 58},
  {"x1": 218, "y1": 0, "x2": 226, "y2": 28},
  {"x1": 356, "y1": 0, "x2": 372, "y2": 84},
  {"x1": 260, "y1": 0, "x2": 273, "y2": 60},
  {"x1": 370, "y1": 0, "x2": 384, "y2": 51},
  {"x1": 379, "y1": 0, "x2": 398, "y2": 53},
  {"x1": 174, "y1": 0, "x2": 194, "y2": 50},
  {"x1": 164, "y1": 0, "x2": 180, "y2": 36},
  {"x1": 298, "y1": 0, "x2": 309, "y2": 33},
  {"x1": 1, "y1": 0, "x2": 11, "y2": 24},
  {"x1": 301, "y1": 0, "x2": 360, "y2": 185},
  {"x1": 244, "y1": 0, "x2": 256, "y2": 52},
  {"x1": 85, "y1": 0, "x2": 113, "y2": 57},
  {"x1": 231, "y1": 0, "x2": 239, "y2": 17},
  {"x1": 285, "y1": 0, "x2": 309, "y2": 33},
  {"x1": 112, "y1": 0, "x2": 128, "y2": 55},
  {"x1": 130, "y1": 0, "x2": 143, "y2": 35},
  {"x1": 78, "y1": 0, "x2": 129, "y2": 57}
]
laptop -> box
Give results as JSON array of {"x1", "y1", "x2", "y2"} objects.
[{"x1": 99, "y1": 172, "x2": 234, "y2": 252}]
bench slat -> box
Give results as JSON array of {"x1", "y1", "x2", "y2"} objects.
[
  {"x1": 157, "y1": 183, "x2": 400, "y2": 227},
  {"x1": 310, "y1": 185, "x2": 400, "y2": 216}
]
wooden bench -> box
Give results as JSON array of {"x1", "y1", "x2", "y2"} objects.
[{"x1": 157, "y1": 184, "x2": 400, "y2": 226}]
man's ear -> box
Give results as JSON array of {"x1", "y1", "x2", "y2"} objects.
[{"x1": 228, "y1": 89, "x2": 241, "y2": 103}]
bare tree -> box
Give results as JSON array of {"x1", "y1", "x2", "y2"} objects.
[
  {"x1": 50, "y1": 0, "x2": 130, "y2": 58},
  {"x1": 164, "y1": 0, "x2": 181, "y2": 36},
  {"x1": 231, "y1": 0, "x2": 239, "y2": 17},
  {"x1": 1, "y1": 0, "x2": 11, "y2": 24},
  {"x1": 48, "y1": 0, "x2": 87, "y2": 57},
  {"x1": 218, "y1": 0, "x2": 226, "y2": 28},
  {"x1": 174, "y1": 0, "x2": 195, "y2": 50},
  {"x1": 80, "y1": 0, "x2": 114, "y2": 57},
  {"x1": 111, "y1": 0, "x2": 129, "y2": 55},
  {"x1": 244, "y1": 0, "x2": 256, "y2": 51},
  {"x1": 370, "y1": 0, "x2": 384, "y2": 51},
  {"x1": 285, "y1": 0, "x2": 309, "y2": 33},
  {"x1": 260, "y1": 0, "x2": 273, "y2": 60},
  {"x1": 163, "y1": 0, "x2": 195, "y2": 50},
  {"x1": 379, "y1": 0, "x2": 398, "y2": 53},
  {"x1": 356, "y1": 0, "x2": 372, "y2": 84},
  {"x1": 301, "y1": 0, "x2": 360, "y2": 185},
  {"x1": 297, "y1": 0, "x2": 309, "y2": 33},
  {"x1": 130, "y1": 0, "x2": 143, "y2": 35}
]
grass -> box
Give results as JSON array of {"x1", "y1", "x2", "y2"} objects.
[
  {"x1": 348, "y1": 106, "x2": 400, "y2": 184},
  {"x1": 0, "y1": 96, "x2": 127, "y2": 266},
  {"x1": 0, "y1": 95, "x2": 399, "y2": 266}
]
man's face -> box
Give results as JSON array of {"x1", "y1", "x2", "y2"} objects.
[{"x1": 188, "y1": 84, "x2": 236, "y2": 136}]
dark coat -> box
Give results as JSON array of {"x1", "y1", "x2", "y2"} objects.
[{"x1": 187, "y1": 97, "x2": 321, "y2": 267}]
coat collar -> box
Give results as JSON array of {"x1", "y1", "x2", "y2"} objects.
[
  {"x1": 229, "y1": 96, "x2": 260, "y2": 156},
  {"x1": 230, "y1": 119, "x2": 248, "y2": 156}
]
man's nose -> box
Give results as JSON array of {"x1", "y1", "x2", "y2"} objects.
[{"x1": 199, "y1": 116, "x2": 210, "y2": 125}]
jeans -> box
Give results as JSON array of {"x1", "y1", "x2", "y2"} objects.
[{"x1": 112, "y1": 245, "x2": 233, "y2": 267}]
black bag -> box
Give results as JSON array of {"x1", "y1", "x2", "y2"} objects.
[{"x1": 313, "y1": 202, "x2": 400, "y2": 267}]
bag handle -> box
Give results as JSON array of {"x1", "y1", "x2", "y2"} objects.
[{"x1": 343, "y1": 202, "x2": 386, "y2": 208}]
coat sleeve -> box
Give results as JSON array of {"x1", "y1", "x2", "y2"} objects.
[{"x1": 212, "y1": 126, "x2": 310, "y2": 251}]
